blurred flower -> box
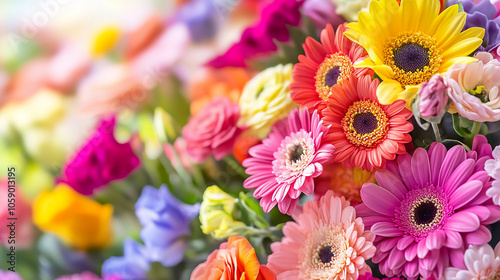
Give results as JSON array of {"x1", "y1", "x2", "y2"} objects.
[
  {"x1": 102, "y1": 239, "x2": 150, "y2": 280},
  {"x1": 447, "y1": 52, "x2": 500, "y2": 122},
  {"x1": 78, "y1": 24, "x2": 190, "y2": 116},
  {"x1": 0, "y1": 271, "x2": 22, "y2": 280},
  {"x1": 314, "y1": 162, "x2": 376, "y2": 205},
  {"x1": 191, "y1": 236, "x2": 276, "y2": 280},
  {"x1": 124, "y1": 14, "x2": 164, "y2": 60},
  {"x1": 174, "y1": 0, "x2": 219, "y2": 42},
  {"x1": 200, "y1": 186, "x2": 247, "y2": 238},
  {"x1": 183, "y1": 97, "x2": 243, "y2": 163},
  {"x1": 33, "y1": 184, "x2": 113, "y2": 250},
  {"x1": 322, "y1": 74, "x2": 413, "y2": 171},
  {"x1": 91, "y1": 26, "x2": 121, "y2": 57},
  {"x1": 238, "y1": 64, "x2": 297, "y2": 139},
  {"x1": 56, "y1": 271, "x2": 101, "y2": 280},
  {"x1": 135, "y1": 185, "x2": 200, "y2": 267},
  {"x1": 164, "y1": 138, "x2": 195, "y2": 173},
  {"x1": 444, "y1": 242, "x2": 500, "y2": 280},
  {"x1": 0, "y1": 179, "x2": 34, "y2": 248},
  {"x1": 485, "y1": 145, "x2": 500, "y2": 206},
  {"x1": 267, "y1": 192, "x2": 375, "y2": 280},
  {"x1": 243, "y1": 109, "x2": 334, "y2": 215},
  {"x1": 290, "y1": 24, "x2": 369, "y2": 115},
  {"x1": 207, "y1": 0, "x2": 304, "y2": 68},
  {"x1": 418, "y1": 74, "x2": 450, "y2": 118},
  {"x1": 233, "y1": 134, "x2": 261, "y2": 164},
  {"x1": 189, "y1": 67, "x2": 251, "y2": 115},
  {"x1": 47, "y1": 44, "x2": 92, "y2": 92},
  {"x1": 302, "y1": 0, "x2": 345, "y2": 30},
  {"x1": 58, "y1": 117, "x2": 140, "y2": 195},
  {"x1": 448, "y1": 0, "x2": 500, "y2": 52},
  {"x1": 332, "y1": 0, "x2": 370, "y2": 21},
  {"x1": 356, "y1": 137, "x2": 500, "y2": 279}
]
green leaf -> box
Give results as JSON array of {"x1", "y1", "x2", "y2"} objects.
[
  {"x1": 238, "y1": 192, "x2": 269, "y2": 229},
  {"x1": 452, "y1": 113, "x2": 469, "y2": 138}
]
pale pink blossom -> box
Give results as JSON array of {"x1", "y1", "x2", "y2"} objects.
[{"x1": 444, "y1": 243, "x2": 500, "y2": 280}]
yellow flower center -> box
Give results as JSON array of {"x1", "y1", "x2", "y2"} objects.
[
  {"x1": 315, "y1": 53, "x2": 354, "y2": 101},
  {"x1": 341, "y1": 100, "x2": 389, "y2": 148},
  {"x1": 468, "y1": 85, "x2": 489, "y2": 103},
  {"x1": 384, "y1": 32, "x2": 442, "y2": 87}
]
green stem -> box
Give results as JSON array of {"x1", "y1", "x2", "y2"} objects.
[
  {"x1": 466, "y1": 121, "x2": 482, "y2": 146},
  {"x1": 431, "y1": 122, "x2": 442, "y2": 143},
  {"x1": 223, "y1": 156, "x2": 249, "y2": 179}
]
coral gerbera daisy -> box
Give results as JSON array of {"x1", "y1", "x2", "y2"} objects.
[
  {"x1": 444, "y1": 242, "x2": 500, "y2": 280},
  {"x1": 267, "y1": 191, "x2": 376, "y2": 280},
  {"x1": 290, "y1": 23, "x2": 369, "y2": 113},
  {"x1": 322, "y1": 74, "x2": 413, "y2": 171},
  {"x1": 344, "y1": 0, "x2": 485, "y2": 108},
  {"x1": 356, "y1": 136, "x2": 500, "y2": 280},
  {"x1": 242, "y1": 108, "x2": 335, "y2": 215}
]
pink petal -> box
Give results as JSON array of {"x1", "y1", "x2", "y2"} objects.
[
  {"x1": 444, "y1": 211, "x2": 480, "y2": 232},
  {"x1": 428, "y1": 143, "x2": 446, "y2": 186},
  {"x1": 448, "y1": 180, "x2": 482, "y2": 209},
  {"x1": 464, "y1": 225, "x2": 491, "y2": 244},
  {"x1": 411, "y1": 148, "x2": 431, "y2": 187},
  {"x1": 405, "y1": 243, "x2": 418, "y2": 261},
  {"x1": 360, "y1": 183, "x2": 400, "y2": 216},
  {"x1": 374, "y1": 170, "x2": 407, "y2": 200},
  {"x1": 426, "y1": 230, "x2": 446, "y2": 250},
  {"x1": 444, "y1": 230, "x2": 463, "y2": 249},
  {"x1": 371, "y1": 222, "x2": 404, "y2": 237}
]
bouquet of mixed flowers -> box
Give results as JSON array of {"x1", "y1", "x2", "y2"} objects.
[{"x1": 2, "y1": 0, "x2": 500, "y2": 279}]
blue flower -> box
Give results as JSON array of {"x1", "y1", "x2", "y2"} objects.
[
  {"x1": 135, "y1": 185, "x2": 200, "y2": 267},
  {"x1": 102, "y1": 239, "x2": 150, "y2": 280}
]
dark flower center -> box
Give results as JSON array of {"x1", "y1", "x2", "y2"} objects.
[
  {"x1": 325, "y1": 66, "x2": 341, "y2": 87},
  {"x1": 289, "y1": 144, "x2": 304, "y2": 163},
  {"x1": 393, "y1": 43, "x2": 430, "y2": 73},
  {"x1": 413, "y1": 201, "x2": 438, "y2": 225},
  {"x1": 318, "y1": 245, "x2": 334, "y2": 264},
  {"x1": 352, "y1": 113, "x2": 379, "y2": 135}
]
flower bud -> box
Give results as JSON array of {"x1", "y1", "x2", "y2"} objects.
[{"x1": 418, "y1": 74, "x2": 449, "y2": 118}]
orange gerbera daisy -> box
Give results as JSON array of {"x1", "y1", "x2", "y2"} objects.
[
  {"x1": 191, "y1": 236, "x2": 275, "y2": 280},
  {"x1": 290, "y1": 23, "x2": 369, "y2": 114},
  {"x1": 322, "y1": 74, "x2": 413, "y2": 171}
]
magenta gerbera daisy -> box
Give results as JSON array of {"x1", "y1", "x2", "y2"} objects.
[
  {"x1": 356, "y1": 135, "x2": 500, "y2": 280},
  {"x1": 267, "y1": 191, "x2": 376, "y2": 280},
  {"x1": 242, "y1": 108, "x2": 335, "y2": 215}
]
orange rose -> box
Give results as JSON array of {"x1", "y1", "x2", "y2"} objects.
[{"x1": 191, "y1": 236, "x2": 276, "y2": 280}]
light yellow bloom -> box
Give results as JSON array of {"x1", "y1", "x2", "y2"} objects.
[
  {"x1": 33, "y1": 184, "x2": 113, "y2": 250},
  {"x1": 238, "y1": 64, "x2": 298, "y2": 139},
  {"x1": 331, "y1": 0, "x2": 370, "y2": 22},
  {"x1": 200, "y1": 186, "x2": 246, "y2": 239}
]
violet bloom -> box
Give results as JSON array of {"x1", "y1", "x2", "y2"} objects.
[
  {"x1": 174, "y1": 0, "x2": 219, "y2": 42},
  {"x1": 302, "y1": 0, "x2": 345, "y2": 30},
  {"x1": 102, "y1": 239, "x2": 150, "y2": 280},
  {"x1": 135, "y1": 185, "x2": 200, "y2": 267},
  {"x1": 0, "y1": 271, "x2": 22, "y2": 280},
  {"x1": 58, "y1": 117, "x2": 140, "y2": 195},
  {"x1": 448, "y1": 0, "x2": 500, "y2": 51},
  {"x1": 356, "y1": 135, "x2": 500, "y2": 279},
  {"x1": 207, "y1": 0, "x2": 304, "y2": 68}
]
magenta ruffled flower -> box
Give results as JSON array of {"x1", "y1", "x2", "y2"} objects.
[
  {"x1": 56, "y1": 271, "x2": 101, "y2": 280},
  {"x1": 206, "y1": 0, "x2": 303, "y2": 68},
  {"x1": 358, "y1": 272, "x2": 404, "y2": 280},
  {"x1": 242, "y1": 108, "x2": 335, "y2": 215},
  {"x1": 58, "y1": 117, "x2": 140, "y2": 195},
  {"x1": 182, "y1": 97, "x2": 243, "y2": 163},
  {"x1": 356, "y1": 135, "x2": 500, "y2": 279}
]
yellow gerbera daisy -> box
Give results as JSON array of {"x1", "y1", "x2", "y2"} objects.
[{"x1": 345, "y1": 0, "x2": 484, "y2": 108}]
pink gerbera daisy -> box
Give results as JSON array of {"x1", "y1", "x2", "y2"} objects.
[
  {"x1": 290, "y1": 23, "x2": 369, "y2": 114},
  {"x1": 444, "y1": 242, "x2": 500, "y2": 280},
  {"x1": 267, "y1": 191, "x2": 376, "y2": 280},
  {"x1": 322, "y1": 74, "x2": 413, "y2": 171},
  {"x1": 242, "y1": 108, "x2": 335, "y2": 215},
  {"x1": 356, "y1": 135, "x2": 500, "y2": 280}
]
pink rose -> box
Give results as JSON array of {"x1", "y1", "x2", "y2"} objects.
[
  {"x1": 182, "y1": 97, "x2": 243, "y2": 162},
  {"x1": 418, "y1": 74, "x2": 449, "y2": 117}
]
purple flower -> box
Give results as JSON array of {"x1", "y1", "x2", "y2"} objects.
[
  {"x1": 448, "y1": 0, "x2": 500, "y2": 51},
  {"x1": 58, "y1": 117, "x2": 140, "y2": 195},
  {"x1": 302, "y1": 0, "x2": 345, "y2": 30},
  {"x1": 418, "y1": 74, "x2": 450, "y2": 118},
  {"x1": 56, "y1": 271, "x2": 101, "y2": 280},
  {"x1": 174, "y1": 0, "x2": 219, "y2": 42},
  {"x1": 207, "y1": 0, "x2": 304, "y2": 68},
  {"x1": 135, "y1": 185, "x2": 200, "y2": 267},
  {"x1": 0, "y1": 271, "x2": 23, "y2": 280},
  {"x1": 102, "y1": 239, "x2": 150, "y2": 280}
]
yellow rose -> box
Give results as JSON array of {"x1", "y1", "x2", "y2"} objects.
[
  {"x1": 33, "y1": 184, "x2": 113, "y2": 250},
  {"x1": 200, "y1": 186, "x2": 246, "y2": 239},
  {"x1": 238, "y1": 64, "x2": 298, "y2": 139}
]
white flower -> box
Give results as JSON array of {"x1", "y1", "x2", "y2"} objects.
[{"x1": 444, "y1": 243, "x2": 500, "y2": 280}]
